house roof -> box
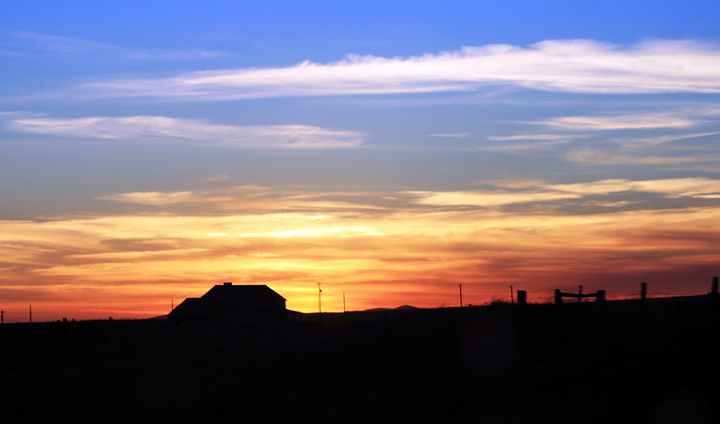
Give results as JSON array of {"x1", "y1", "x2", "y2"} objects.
[
  {"x1": 203, "y1": 283, "x2": 286, "y2": 302},
  {"x1": 170, "y1": 298, "x2": 205, "y2": 315},
  {"x1": 169, "y1": 283, "x2": 287, "y2": 321}
]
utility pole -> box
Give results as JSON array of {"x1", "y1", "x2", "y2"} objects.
[
  {"x1": 510, "y1": 285, "x2": 514, "y2": 304},
  {"x1": 318, "y1": 283, "x2": 322, "y2": 320},
  {"x1": 29, "y1": 305, "x2": 32, "y2": 323},
  {"x1": 1, "y1": 310, "x2": 4, "y2": 324},
  {"x1": 459, "y1": 284, "x2": 463, "y2": 307}
]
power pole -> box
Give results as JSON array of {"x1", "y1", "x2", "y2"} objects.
[
  {"x1": 318, "y1": 283, "x2": 322, "y2": 320},
  {"x1": 1, "y1": 310, "x2": 4, "y2": 324},
  {"x1": 510, "y1": 285, "x2": 514, "y2": 304},
  {"x1": 29, "y1": 305, "x2": 32, "y2": 323},
  {"x1": 459, "y1": 284, "x2": 463, "y2": 307}
]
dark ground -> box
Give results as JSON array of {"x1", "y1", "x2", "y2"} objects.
[{"x1": 1, "y1": 296, "x2": 719, "y2": 423}]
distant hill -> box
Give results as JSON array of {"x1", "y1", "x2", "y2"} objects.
[{"x1": 364, "y1": 305, "x2": 420, "y2": 312}]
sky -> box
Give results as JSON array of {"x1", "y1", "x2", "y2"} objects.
[{"x1": 2, "y1": 1, "x2": 720, "y2": 321}]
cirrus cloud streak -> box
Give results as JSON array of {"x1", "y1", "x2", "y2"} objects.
[
  {"x1": 75, "y1": 39, "x2": 720, "y2": 101},
  {"x1": 4, "y1": 114, "x2": 364, "y2": 148}
]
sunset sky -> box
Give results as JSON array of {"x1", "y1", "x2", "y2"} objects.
[{"x1": 2, "y1": 1, "x2": 720, "y2": 321}]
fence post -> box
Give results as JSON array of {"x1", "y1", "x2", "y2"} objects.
[
  {"x1": 596, "y1": 290, "x2": 605, "y2": 308},
  {"x1": 517, "y1": 290, "x2": 527, "y2": 305},
  {"x1": 554, "y1": 289, "x2": 562, "y2": 305},
  {"x1": 712, "y1": 276, "x2": 718, "y2": 312},
  {"x1": 641, "y1": 282, "x2": 647, "y2": 304}
]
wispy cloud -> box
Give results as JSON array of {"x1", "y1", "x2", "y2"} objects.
[
  {"x1": 541, "y1": 111, "x2": 700, "y2": 131},
  {"x1": 566, "y1": 149, "x2": 714, "y2": 165},
  {"x1": 543, "y1": 178, "x2": 720, "y2": 198},
  {"x1": 426, "y1": 133, "x2": 471, "y2": 138},
  {"x1": 206, "y1": 174, "x2": 230, "y2": 185},
  {"x1": 487, "y1": 134, "x2": 582, "y2": 141},
  {"x1": 96, "y1": 177, "x2": 720, "y2": 212},
  {"x1": 9, "y1": 31, "x2": 112, "y2": 54},
  {"x1": 412, "y1": 177, "x2": 720, "y2": 207},
  {"x1": 123, "y1": 50, "x2": 230, "y2": 60},
  {"x1": 411, "y1": 190, "x2": 581, "y2": 207},
  {"x1": 98, "y1": 191, "x2": 196, "y2": 206},
  {"x1": 612, "y1": 132, "x2": 720, "y2": 149},
  {"x1": 66, "y1": 39, "x2": 720, "y2": 100},
  {"x1": 632, "y1": 178, "x2": 720, "y2": 198},
  {"x1": 96, "y1": 185, "x2": 397, "y2": 214},
  {"x1": 480, "y1": 133, "x2": 577, "y2": 153},
  {"x1": 481, "y1": 140, "x2": 569, "y2": 153},
  {"x1": 5, "y1": 31, "x2": 230, "y2": 61},
  {"x1": 4, "y1": 114, "x2": 364, "y2": 148},
  {"x1": 476, "y1": 178, "x2": 546, "y2": 188}
]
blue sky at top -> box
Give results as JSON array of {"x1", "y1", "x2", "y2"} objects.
[
  {"x1": 3, "y1": 1, "x2": 720, "y2": 80},
  {"x1": 2, "y1": 1, "x2": 720, "y2": 216}
]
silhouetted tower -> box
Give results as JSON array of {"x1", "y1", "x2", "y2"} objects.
[
  {"x1": 459, "y1": 284, "x2": 463, "y2": 307},
  {"x1": 29, "y1": 305, "x2": 32, "y2": 323},
  {"x1": 510, "y1": 285, "x2": 514, "y2": 304},
  {"x1": 0, "y1": 310, "x2": 4, "y2": 324}
]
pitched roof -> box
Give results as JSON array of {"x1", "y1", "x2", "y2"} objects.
[
  {"x1": 169, "y1": 283, "x2": 287, "y2": 323},
  {"x1": 203, "y1": 283, "x2": 286, "y2": 303}
]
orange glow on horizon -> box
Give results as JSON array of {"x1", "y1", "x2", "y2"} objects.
[{"x1": 2, "y1": 186, "x2": 720, "y2": 321}]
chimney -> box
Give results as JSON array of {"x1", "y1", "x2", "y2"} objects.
[{"x1": 224, "y1": 282, "x2": 233, "y2": 286}]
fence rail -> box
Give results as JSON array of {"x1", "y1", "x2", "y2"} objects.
[{"x1": 512, "y1": 276, "x2": 719, "y2": 310}]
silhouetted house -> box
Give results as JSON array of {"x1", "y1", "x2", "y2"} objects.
[{"x1": 169, "y1": 283, "x2": 288, "y2": 325}]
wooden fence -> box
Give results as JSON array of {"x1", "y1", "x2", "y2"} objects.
[{"x1": 512, "y1": 276, "x2": 719, "y2": 309}]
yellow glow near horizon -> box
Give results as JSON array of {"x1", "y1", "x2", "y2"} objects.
[{"x1": 2, "y1": 191, "x2": 720, "y2": 320}]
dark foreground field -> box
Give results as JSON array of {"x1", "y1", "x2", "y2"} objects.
[{"x1": 2, "y1": 297, "x2": 719, "y2": 423}]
